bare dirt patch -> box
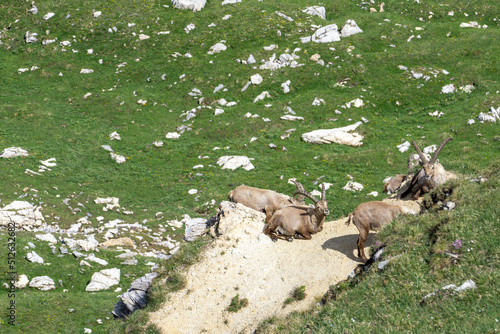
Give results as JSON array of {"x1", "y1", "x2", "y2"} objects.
[{"x1": 149, "y1": 202, "x2": 371, "y2": 333}]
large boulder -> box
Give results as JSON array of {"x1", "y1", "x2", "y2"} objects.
[
  {"x1": 302, "y1": 122, "x2": 364, "y2": 146},
  {"x1": 341, "y1": 20, "x2": 363, "y2": 37},
  {"x1": 217, "y1": 156, "x2": 255, "y2": 170},
  {"x1": 0, "y1": 201, "x2": 45, "y2": 230},
  {"x1": 112, "y1": 272, "x2": 159, "y2": 319},
  {"x1": 29, "y1": 276, "x2": 55, "y2": 291},
  {"x1": 209, "y1": 201, "x2": 266, "y2": 238},
  {"x1": 312, "y1": 24, "x2": 340, "y2": 43},
  {"x1": 86, "y1": 268, "x2": 120, "y2": 292}
]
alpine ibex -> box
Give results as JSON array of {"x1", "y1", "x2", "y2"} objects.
[
  {"x1": 346, "y1": 201, "x2": 407, "y2": 263},
  {"x1": 383, "y1": 174, "x2": 408, "y2": 194},
  {"x1": 228, "y1": 181, "x2": 305, "y2": 223},
  {"x1": 401, "y1": 137, "x2": 452, "y2": 200},
  {"x1": 264, "y1": 184, "x2": 329, "y2": 241}
]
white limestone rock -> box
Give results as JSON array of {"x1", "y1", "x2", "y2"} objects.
[
  {"x1": 109, "y1": 131, "x2": 121, "y2": 140},
  {"x1": 342, "y1": 181, "x2": 364, "y2": 192},
  {"x1": 217, "y1": 156, "x2": 255, "y2": 170},
  {"x1": 15, "y1": 275, "x2": 30, "y2": 289},
  {"x1": 36, "y1": 233, "x2": 57, "y2": 244},
  {"x1": 26, "y1": 251, "x2": 44, "y2": 264},
  {"x1": 253, "y1": 91, "x2": 272, "y2": 103},
  {"x1": 302, "y1": 6, "x2": 326, "y2": 20},
  {"x1": 166, "y1": 132, "x2": 181, "y2": 139},
  {"x1": 172, "y1": 0, "x2": 206, "y2": 11},
  {"x1": 110, "y1": 153, "x2": 126, "y2": 164},
  {"x1": 222, "y1": 0, "x2": 241, "y2": 5},
  {"x1": 302, "y1": 122, "x2": 364, "y2": 146},
  {"x1": 441, "y1": 84, "x2": 456, "y2": 94},
  {"x1": 25, "y1": 31, "x2": 38, "y2": 43},
  {"x1": 397, "y1": 141, "x2": 411, "y2": 153},
  {"x1": 250, "y1": 74, "x2": 263, "y2": 85},
  {"x1": 0, "y1": 201, "x2": 45, "y2": 229},
  {"x1": 86, "y1": 268, "x2": 120, "y2": 291},
  {"x1": 43, "y1": 13, "x2": 55, "y2": 20},
  {"x1": 1, "y1": 147, "x2": 28, "y2": 158},
  {"x1": 341, "y1": 20, "x2": 363, "y2": 37},
  {"x1": 208, "y1": 42, "x2": 227, "y2": 54},
  {"x1": 281, "y1": 80, "x2": 291, "y2": 93},
  {"x1": 281, "y1": 115, "x2": 304, "y2": 121},
  {"x1": 312, "y1": 98, "x2": 325, "y2": 106},
  {"x1": 29, "y1": 276, "x2": 55, "y2": 291},
  {"x1": 86, "y1": 254, "x2": 109, "y2": 266},
  {"x1": 311, "y1": 24, "x2": 340, "y2": 43},
  {"x1": 183, "y1": 216, "x2": 209, "y2": 241}
]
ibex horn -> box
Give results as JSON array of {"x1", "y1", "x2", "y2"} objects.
[
  {"x1": 294, "y1": 189, "x2": 319, "y2": 204},
  {"x1": 320, "y1": 183, "x2": 327, "y2": 201},
  {"x1": 429, "y1": 137, "x2": 452, "y2": 164},
  {"x1": 291, "y1": 180, "x2": 305, "y2": 203},
  {"x1": 411, "y1": 140, "x2": 428, "y2": 165}
]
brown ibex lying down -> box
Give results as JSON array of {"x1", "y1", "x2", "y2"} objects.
[
  {"x1": 401, "y1": 137, "x2": 452, "y2": 200},
  {"x1": 264, "y1": 184, "x2": 329, "y2": 241},
  {"x1": 228, "y1": 181, "x2": 305, "y2": 223},
  {"x1": 346, "y1": 201, "x2": 406, "y2": 263}
]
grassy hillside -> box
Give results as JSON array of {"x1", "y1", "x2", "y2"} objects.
[{"x1": 0, "y1": 0, "x2": 498, "y2": 332}]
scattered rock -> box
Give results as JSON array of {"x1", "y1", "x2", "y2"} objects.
[
  {"x1": 311, "y1": 24, "x2": 340, "y2": 43},
  {"x1": 109, "y1": 131, "x2": 121, "y2": 140},
  {"x1": 1, "y1": 147, "x2": 28, "y2": 158},
  {"x1": 208, "y1": 42, "x2": 227, "y2": 54},
  {"x1": 0, "y1": 201, "x2": 45, "y2": 230},
  {"x1": 303, "y1": 6, "x2": 326, "y2": 20},
  {"x1": 112, "y1": 272, "x2": 159, "y2": 319},
  {"x1": 110, "y1": 153, "x2": 126, "y2": 164},
  {"x1": 421, "y1": 280, "x2": 476, "y2": 304},
  {"x1": 342, "y1": 181, "x2": 364, "y2": 192},
  {"x1": 250, "y1": 74, "x2": 263, "y2": 85},
  {"x1": 86, "y1": 268, "x2": 120, "y2": 292},
  {"x1": 172, "y1": 0, "x2": 206, "y2": 12},
  {"x1": 301, "y1": 122, "x2": 364, "y2": 146},
  {"x1": 253, "y1": 91, "x2": 272, "y2": 103},
  {"x1": 25, "y1": 31, "x2": 38, "y2": 43},
  {"x1": 183, "y1": 216, "x2": 210, "y2": 241},
  {"x1": 341, "y1": 20, "x2": 363, "y2": 37},
  {"x1": 217, "y1": 156, "x2": 255, "y2": 170},
  {"x1": 29, "y1": 276, "x2": 55, "y2": 291},
  {"x1": 101, "y1": 237, "x2": 136, "y2": 249},
  {"x1": 36, "y1": 233, "x2": 57, "y2": 244},
  {"x1": 441, "y1": 84, "x2": 456, "y2": 94},
  {"x1": 397, "y1": 141, "x2": 411, "y2": 153},
  {"x1": 15, "y1": 275, "x2": 30, "y2": 289}
]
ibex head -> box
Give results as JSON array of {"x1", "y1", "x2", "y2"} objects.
[
  {"x1": 411, "y1": 137, "x2": 452, "y2": 178},
  {"x1": 294, "y1": 183, "x2": 329, "y2": 217}
]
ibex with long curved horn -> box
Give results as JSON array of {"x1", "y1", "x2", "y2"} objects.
[
  {"x1": 228, "y1": 180, "x2": 306, "y2": 223},
  {"x1": 401, "y1": 137, "x2": 452, "y2": 199},
  {"x1": 264, "y1": 184, "x2": 329, "y2": 241}
]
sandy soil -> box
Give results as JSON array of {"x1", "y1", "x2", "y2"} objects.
[{"x1": 149, "y1": 202, "x2": 371, "y2": 334}]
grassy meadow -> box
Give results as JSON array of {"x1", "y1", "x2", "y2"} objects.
[{"x1": 0, "y1": 0, "x2": 499, "y2": 332}]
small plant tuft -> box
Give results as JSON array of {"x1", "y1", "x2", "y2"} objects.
[
  {"x1": 284, "y1": 286, "x2": 306, "y2": 306},
  {"x1": 227, "y1": 294, "x2": 249, "y2": 312}
]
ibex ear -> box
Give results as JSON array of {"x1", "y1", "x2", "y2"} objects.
[
  {"x1": 307, "y1": 206, "x2": 315, "y2": 215},
  {"x1": 436, "y1": 159, "x2": 439, "y2": 164}
]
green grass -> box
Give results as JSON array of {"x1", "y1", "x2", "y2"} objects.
[{"x1": 1, "y1": 0, "x2": 499, "y2": 332}]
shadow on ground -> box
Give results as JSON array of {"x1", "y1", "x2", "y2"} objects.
[{"x1": 322, "y1": 232, "x2": 377, "y2": 261}]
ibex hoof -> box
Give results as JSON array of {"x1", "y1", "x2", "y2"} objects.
[{"x1": 286, "y1": 237, "x2": 294, "y2": 242}]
